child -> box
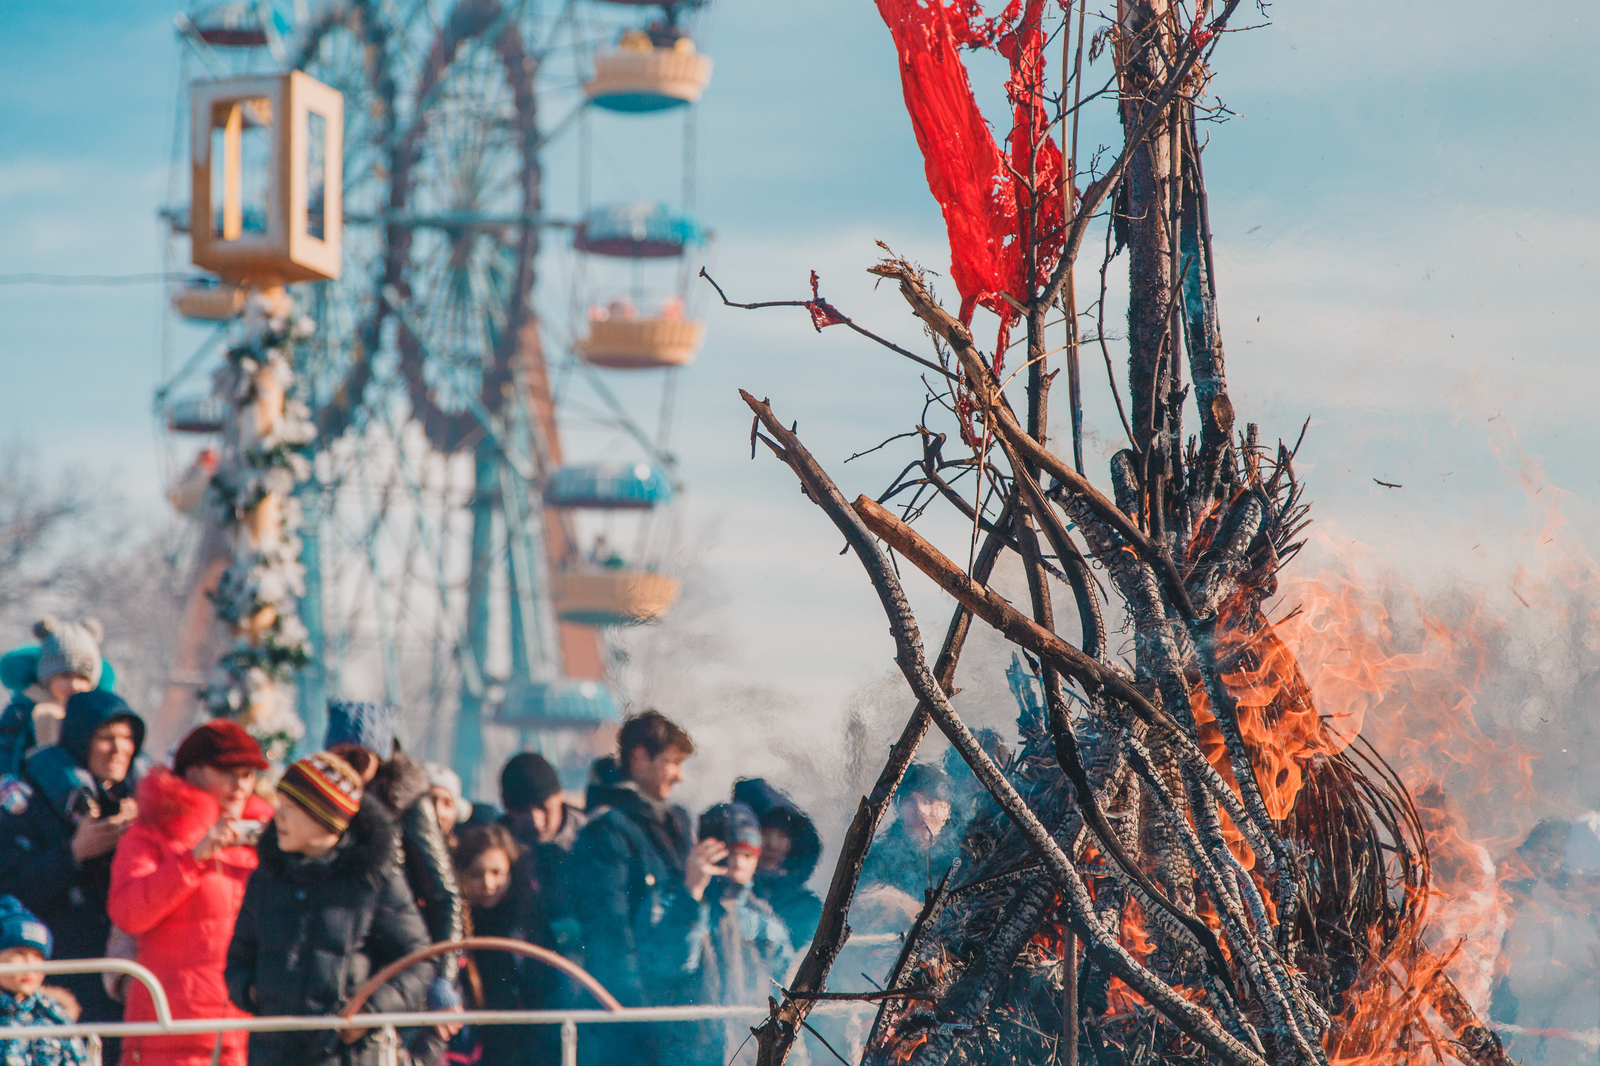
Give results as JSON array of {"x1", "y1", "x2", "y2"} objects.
[
  {"x1": 641, "y1": 802, "x2": 794, "y2": 1066},
  {"x1": 0, "y1": 895, "x2": 87, "y2": 1066},
  {"x1": 225, "y1": 752, "x2": 434, "y2": 1066}
]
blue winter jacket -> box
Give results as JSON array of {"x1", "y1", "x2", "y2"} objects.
[{"x1": 0, "y1": 988, "x2": 88, "y2": 1066}]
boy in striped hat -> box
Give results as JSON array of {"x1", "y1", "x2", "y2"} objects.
[{"x1": 225, "y1": 752, "x2": 435, "y2": 1066}]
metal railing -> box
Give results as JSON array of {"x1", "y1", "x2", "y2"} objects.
[
  {"x1": 0, "y1": 958, "x2": 869, "y2": 1066},
  {"x1": 5, "y1": 958, "x2": 1579, "y2": 1061}
]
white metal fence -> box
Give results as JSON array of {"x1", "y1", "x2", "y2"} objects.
[{"x1": 0, "y1": 959, "x2": 868, "y2": 1066}]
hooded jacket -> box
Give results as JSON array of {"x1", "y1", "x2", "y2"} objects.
[
  {"x1": 108, "y1": 767, "x2": 274, "y2": 1066},
  {"x1": 0, "y1": 987, "x2": 89, "y2": 1066},
  {"x1": 0, "y1": 694, "x2": 143, "y2": 1031},
  {"x1": 639, "y1": 879, "x2": 794, "y2": 1066},
  {"x1": 367, "y1": 753, "x2": 463, "y2": 979},
  {"x1": 224, "y1": 800, "x2": 434, "y2": 1066},
  {"x1": 731, "y1": 778, "x2": 824, "y2": 947}
]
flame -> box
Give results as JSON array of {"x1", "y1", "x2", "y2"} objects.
[
  {"x1": 1103, "y1": 898, "x2": 1155, "y2": 1015},
  {"x1": 1177, "y1": 480, "x2": 1578, "y2": 1063}
]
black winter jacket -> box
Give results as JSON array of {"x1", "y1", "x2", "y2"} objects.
[
  {"x1": 571, "y1": 782, "x2": 693, "y2": 1009},
  {"x1": 859, "y1": 817, "x2": 961, "y2": 901},
  {"x1": 502, "y1": 803, "x2": 587, "y2": 959},
  {"x1": 225, "y1": 800, "x2": 435, "y2": 1066},
  {"x1": 369, "y1": 754, "x2": 464, "y2": 981}
]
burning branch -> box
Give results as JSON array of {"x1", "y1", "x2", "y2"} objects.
[{"x1": 742, "y1": 392, "x2": 1269, "y2": 1066}]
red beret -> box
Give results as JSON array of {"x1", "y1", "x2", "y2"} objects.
[{"x1": 174, "y1": 720, "x2": 270, "y2": 777}]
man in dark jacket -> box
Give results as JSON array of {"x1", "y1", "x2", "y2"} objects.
[
  {"x1": 572, "y1": 711, "x2": 725, "y2": 1066},
  {"x1": 325, "y1": 700, "x2": 464, "y2": 1014},
  {"x1": 499, "y1": 753, "x2": 587, "y2": 958},
  {"x1": 639, "y1": 803, "x2": 793, "y2": 1066},
  {"x1": 0, "y1": 691, "x2": 144, "y2": 1046},
  {"x1": 226, "y1": 751, "x2": 435, "y2": 1066},
  {"x1": 859, "y1": 762, "x2": 960, "y2": 902}
]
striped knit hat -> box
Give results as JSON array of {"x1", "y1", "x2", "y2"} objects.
[{"x1": 277, "y1": 751, "x2": 363, "y2": 834}]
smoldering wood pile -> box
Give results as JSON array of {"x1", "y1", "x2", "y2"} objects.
[{"x1": 705, "y1": 2, "x2": 1513, "y2": 1065}]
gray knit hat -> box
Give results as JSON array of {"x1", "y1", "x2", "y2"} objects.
[{"x1": 33, "y1": 617, "x2": 104, "y2": 688}]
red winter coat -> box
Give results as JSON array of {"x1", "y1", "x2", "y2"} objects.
[{"x1": 108, "y1": 766, "x2": 274, "y2": 1066}]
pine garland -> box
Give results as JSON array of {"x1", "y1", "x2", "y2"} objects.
[{"x1": 202, "y1": 290, "x2": 317, "y2": 763}]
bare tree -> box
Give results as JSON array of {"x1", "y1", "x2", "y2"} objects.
[
  {"x1": 0, "y1": 444, "x2": 187, "y2": 723},
  {"x1": 0, "y1": 446, "x2": 106, "y2": 620}
]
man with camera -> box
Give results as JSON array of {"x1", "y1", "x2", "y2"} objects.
[{"x1": 640, "y1": 801, "x2": 794, "y2": 1066}]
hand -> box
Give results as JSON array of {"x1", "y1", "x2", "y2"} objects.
[
  {"x1": 435, "y1": 1004, "x2": 464, "y2": 1039},
  {"x1": 338, "y1": 1026, "x2": 369, "y2": 1045},
  {"x1": 112, "y1": 798, "x2": 139, "y2": 824},
  {"x1": 192, "y1": 818, "x2": 241, "y2": 863},
  {"x1": 71, "y1": 817, "x2": 126, "y2": 863},
  {"x1": 684, "y1": 838, "x2": 729, "y2": 901}
]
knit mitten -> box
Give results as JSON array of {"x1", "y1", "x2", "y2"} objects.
[{"x1": 427, "y1": 976, "x2": 463, "y2": 1012}]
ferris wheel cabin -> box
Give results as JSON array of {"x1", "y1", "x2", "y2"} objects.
[
  {"x1": 552, "y1": 569, "x2": 680, "y2": 628},
  {"x1": 182, "y1": 1, "x2": 290, "y2": 48},
  {"x1": 573, "y1": 202, "x2": 706, "y2": 368},
  {"x1": 584, "y1": 30, "x2": 711, "y2": 113},
  {"x1": 495, "y1": 679, "x2": 621, "y2": 730},
  {"x1": 171, "y1": 279, "x2": 247, "y2": 321},
  {"x1": 545, "y1": 462, "x2": 675, "y2": 510},
  {"x1": 189, "y1": 71, "x2": 343, "y2": 286}
]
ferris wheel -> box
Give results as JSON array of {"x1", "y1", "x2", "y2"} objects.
[{"x1": 152, "y1": 0, "x2": 715, "y2": 794}]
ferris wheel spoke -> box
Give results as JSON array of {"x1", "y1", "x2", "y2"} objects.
[{"x1": 386, "y1": 0, "x2": 536, "y2": 453}]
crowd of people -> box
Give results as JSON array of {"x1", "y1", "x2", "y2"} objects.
[{"x1": 0, "y1": 618, "x2": 971, "y2": 1066}]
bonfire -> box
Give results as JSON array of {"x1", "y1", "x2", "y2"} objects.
[{"x1": 706, "y1": 1, "x2": 1516, "y2": 1064}]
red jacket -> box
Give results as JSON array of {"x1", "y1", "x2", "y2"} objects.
[{"x1": 109, "y1": 766, "x2": 274, "y2": 1066}]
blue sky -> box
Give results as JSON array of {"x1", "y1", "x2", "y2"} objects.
[{"x1": 2, "y1": 0, "x2": 1597, "y2": 807}]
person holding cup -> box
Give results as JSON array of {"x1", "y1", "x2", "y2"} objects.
[{"x1": 108, "y1": 720, "x2": 272, "y2": 1066}]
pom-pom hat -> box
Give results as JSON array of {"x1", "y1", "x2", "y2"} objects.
[{"x1": 277, "y1": 751, "x2": 363, "y2": 834}]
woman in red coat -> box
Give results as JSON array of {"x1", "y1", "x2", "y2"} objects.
[{"x1": 108, "y1": 721, "x2": 272, "y2": 1066}]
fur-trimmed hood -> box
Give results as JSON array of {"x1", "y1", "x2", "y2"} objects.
[
  {"x1": 257, "y1": 797, "x2": 398, "y2": 885},
  {"x1": 370, "y1": 752, "x2": 430, "y2": 814},
  {"x1": 134, "y1": 766, "x2": 273, "y2": 852}
]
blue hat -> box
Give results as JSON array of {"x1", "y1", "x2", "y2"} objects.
[
  {"x1": 325, "y1": 700, "x2": 397, "y2": 758},
  {"x1": 60, "y1": 691, "x2": 145, "y2": 769},
  {"x1": 0, "y1": 895, "x2": 52, "y2": 959},
  {"x1": 698, "y1": 802, "x2": 763, "y2": 852}
]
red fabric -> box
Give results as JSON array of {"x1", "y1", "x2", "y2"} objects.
[
  {"x1": 108, "y1": 767, "x2": 274, "y2": 1066},
  {"x1": 805, "y1": 271, "x2": 849, "y2": 330},
  {"x1": 873, "y1": 0, "x2": 1065, "y2": 372}
]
